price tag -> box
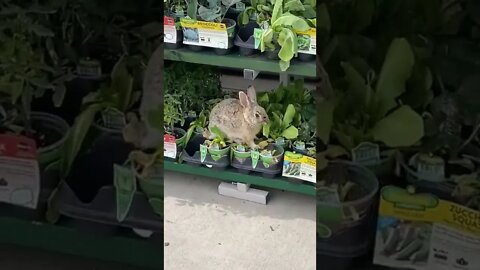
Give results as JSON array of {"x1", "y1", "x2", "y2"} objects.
[
  {"x1": 164, "y1": 134, "x2": 177, "y2": 159},
  {"x1": 101, "y1": 109, "x2": 126, "y2": 130},
  {"x1": 235, "y1": 2, "x2": 246, "y2": 10},
  {"x1": 416, "y1": 154, "x2": 445, "y2": 182},
  {"x1": 351, "y1": 142, "x2": 380, "y2": 166},
  {"x1": 282, "y1": 151, "x2": 316, "y2": 183},
  {"x1": 0, "y1": 135, "x2": 40, "y2": 209},
  {"x1": 164, "y1": 16, "x2": 178, "y2": 44},
  {"x1": 180, "y1": 19, "x2": 229, "y2": 49}
]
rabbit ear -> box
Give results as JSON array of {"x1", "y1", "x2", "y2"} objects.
[
  {"x1": 246, "y1": 85, "x2": 257, "y2": 103},
  {"x1": 239, "y1": 91, "x2": 251, "y2": 108}
]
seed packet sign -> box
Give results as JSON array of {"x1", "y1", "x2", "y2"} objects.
[
  {"x1": 373, "y1": 186, "x2": 480, "y2": 270},
  {"x1": 282, "y1": 151, "x2": 316, "y2": 183},
  {"x1": 164, "y1": 16, "x2": 177, "y2": 44},
  {"x1": 0, "y1": 135, "x2": 40, "y2": 209},
  {"x1": 164, "y1": 134, "x2": 177, "y2": 159},
  {"x1": 180, "y1": 19, "x2": 229, "y2": 49}
]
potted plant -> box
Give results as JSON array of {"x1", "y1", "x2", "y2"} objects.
[
  {"x1": 202, "y1": 126, "x2": 231, "y2": 162},
  {"x1": 316, "y1": 161, "x2": 379, "y2": 268},
  {"x1": 164, "y1": 93, "x2": 187, "y2": 160},
  {"x1": 164, "y1": 0, "x2": 187, "y2": 48},
  {"x1": 318, "y1": 38, "x2": 425, "y2": 179},
  {"x1": 59, "y1": 56, "x2": 140, "y2": 179},
  {"x1": 0, "y1": 3, "x2": 71, "y2": 168},
  {"x1": 183, "y1": 0, "x2": 241, "y2": 54},
  {"x1": 262, "y1": 104, "x2": 299, "y2": 149}
]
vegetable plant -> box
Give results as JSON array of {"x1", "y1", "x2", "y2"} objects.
[
  {"x1": 195, "y1": 0, "x2": 242, "y2": 22},
  {"x1": 262, "y1": 104, "x2": 299, "y2": 141},
  {"x1": 164, "y1": 93, "x2": 185, "y2": 134},
  {"x1": 60, "y1": 56, "x2": 138, "y2": 178},
  {"x1": 318, "y1": 38, "x2": 425, "y2": 152}
]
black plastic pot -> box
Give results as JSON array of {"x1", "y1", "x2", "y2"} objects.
[
  {"x1": 299, "y1": 53, "x2": 315, "y2": 62},
  {"x1": 317, "y1": 161, "x2": 379, "y2": 261},
  {"x1": 66, "y1": 133, "x2": 134, "y2": 204},
  {"x1": 213, "y1": 18, "x2": 237, "y2": 55},
  {"x1": 180, "y1": 135, "x2": 230, "y2": 169},
  {"x1": 234, "y1": 21, "x2": 259, "y2": 56},
  {"x1": 265, "y1": 47, "x2": 280, "y2": 60},
  {"x1": 31, "y1": 75, "x2": 106, "y2": 124}
]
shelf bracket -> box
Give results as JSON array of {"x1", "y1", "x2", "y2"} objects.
[
  {"x1": 279, "y1": 72, "x2": 290, "y2": 86},
  {"x1": 218, "y1": 182, "x2": 269, "y2": 204},
  {"x1": 243, "y1": 69, "x2": 260, "y2": 80}
]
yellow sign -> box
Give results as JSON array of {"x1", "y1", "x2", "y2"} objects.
[{"x1": 180, "y1": 19, "x2": 227, "y2": 32}]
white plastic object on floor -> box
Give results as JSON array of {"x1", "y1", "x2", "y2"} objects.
[
  {"x1": 132, "y1": 228, "x2": 154, "y2": 238},
  {"x1": 218, "y1": 182, "x2": 268, "y2": 204},
  {"x1": 243, "y1": 69, "x2": 259, "y2": 80}
]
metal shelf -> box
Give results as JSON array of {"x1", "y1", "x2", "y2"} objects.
[
  {"x1": 165, "y1": 48, "x2": 316, "y2": 77},
  {"x1": 0, "y1": 217, "x2": 162, "y2": 269},
  {"x1": 165, "y1": 160, "x2": 315, "y2": 196}
]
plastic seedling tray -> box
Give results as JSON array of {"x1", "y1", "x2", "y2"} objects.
[
  {"x1": 180, "y1": 135, "x2": 230, "y2": 169},
  {"x1": 57, "y1": 183, "x2": 163, "y2": 233}
]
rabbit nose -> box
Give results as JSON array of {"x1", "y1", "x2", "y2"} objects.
[{"x1": 263, "y1": 116, "x2": 268, "y2": 122}]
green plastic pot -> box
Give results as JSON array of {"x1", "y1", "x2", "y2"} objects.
[
  {"x1": 223, "y1": 18, "x2": 237, "y2": 38},
  {"x1": 208, "y1": 145, "x2": 230, "y2": 161},
  {"x1": 260, "y1": 144, "x2": 284, "y2": 168},
  {"x1": 231, "y1": 145, "x2": 251, "y2": 164}
]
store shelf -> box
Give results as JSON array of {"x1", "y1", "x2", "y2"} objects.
[
  {"x1": 0, "y1": 217, "x2": 162, "y2": 269},
  {"x1": 165, "y1": 48, "x2": 316, "y2": 77},
  {"x1": 165, "y1": 160, "x2": 315, "y2": 196}
]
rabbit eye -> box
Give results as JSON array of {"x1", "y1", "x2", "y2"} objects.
[{"x1": 255, "y1": 113, "x2": 260, "y2": 118}]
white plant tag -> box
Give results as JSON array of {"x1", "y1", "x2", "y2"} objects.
[
  {"x1": 351, "y1": 142, "x2": 381, "y2": 166},
  {"x1": 164, "y1": 16, "x2": 178, "y2": 44},
  {"x1": 164, "y1": 134, "x2": 177, "y2": 159}
]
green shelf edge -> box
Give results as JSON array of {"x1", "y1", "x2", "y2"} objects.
[
  {"x1": 164, "y1": 160, "x2": 315, "y2": 196},
  {"x1": 0, "y1": 217, "x2": 162, "y2": 269},
  {"x1": 165, "y1": 48, "x2": 316, "y2": 77}
]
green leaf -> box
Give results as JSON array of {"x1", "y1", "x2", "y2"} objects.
[
  {"x1": 281, "y1": 125, "x2": 298, "y2": 139},
  {"x1": 372, "y1": 105, "x2": 424, "y2": 147},
  {"x1": 374, "y1": 38, "x2": 415, "y2": 117},
  {"x1": 271, "y1": 0, "x2": 284, "y2": 23},
  {"x1": 262, "y1": 122, "x2": 271, "y2": 138},
  {"x1": 282, "y1": 104, "x2": 296, "y2": 128},
  {"x1": 52, "y1": 84, "x2": 66, "y2": 107},
  {"x1": 317, "y1": 99, "x2": 335, "y2": 144},
  {"x1": 317, "y1": 4, "x2": 330, "y2": 33},
  {"x1": 60, "y1": 104, "x2": 103, "y2": 178},
  {"x1": 352, "y1": 0, "x2": 375, "y2": 33},
  {"x1": 29, "y1": 24, "x2": 54, "y2": 37},
  {"x1": 111, "y1": 57, "x2": 134, "y2": 112}
]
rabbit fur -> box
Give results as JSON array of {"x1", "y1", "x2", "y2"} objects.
[{"x1": 206, "y1": 86, "x2": 268, "y2": 148}]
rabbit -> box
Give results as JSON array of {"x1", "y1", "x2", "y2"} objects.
[{"x1": 205, "y1": 85, "x2": 269, "y2": 149}]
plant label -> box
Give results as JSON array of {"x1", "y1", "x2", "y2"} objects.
[
  {"x1": 200, "y1": 144, "x2": 208, "y2": 162},
  {"x1": 275, "y1": 137, "x2": 285, "y2": 147},
  {"x1": 251, "y1": 150, "x2": 260, "y2": 169},
  {"x1": 296, "y1": 28, "x2": 316, "y2": 55},
  {"x1": 101, "y1": 109, "x2": 126, "y2": 130},
  {"x1": 0, "y1": 135, "x2": 40, "y2": 209},
  {"x1": 164, "y1": 134, "x2": 177, "y2": 159},
  {"x1": 113, "y1": 164, "x2": 137, "y2": 223},
  {"x1": 374, "y1": 186, "x2": 480, "y2": 270},
  {"x1": 316, "y1": 187, "x2": 344, "y2": 235},
  {"x1": 352, "y1": 142, "x2": 380, "y2": 166},
  {"x1": 416, "y1": 155, "x2": 445, "y2": 182},
  {"x1": 282, "y1": 151, "x2": 316, "y2": 183},
  {"x1": 253, "y1": 28, "x2": 263, "y2": 49},
  {"x1": 77, "y1": 59, "x2": 102, "y2": 76},
  {"x1": 235, "y1": 2, "x2": 246, "y2": 10},
  {"x1": 164, "y1": 16, "x2": 177, "y2": 44},
  {"x1": 180, "y1": 19, "x2": 229, "y2": 49}
]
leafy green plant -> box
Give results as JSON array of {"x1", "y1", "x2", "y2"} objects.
[
  {"x1": 185, "y1": 109, "x2": 209, "y2": 145},
  {"x1": 0, "y1": 2, "x2": 73, "y2": 134},
  {"x1": 205, "y1": 126, "x2": 228, "y2": 149},
  {"x1": 257, "y1": 0, "x2": 314, "y2": 70},
  {"x1": 60, "y1": 56, "x2": 138, "y2": 178},
  {"x1": 262, "y1": 104, "x2": 299, "y2": 141},
  {"x1": 319, "y1": 38, "x2": 425, "y2": 151},
  {"x1": 196, "y1": 0, "x2": 241, "y2": 22},
  {"x1": 164, "y1": 93, "x2": 185, "y2": 133}
]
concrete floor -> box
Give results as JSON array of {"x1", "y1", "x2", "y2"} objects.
[{"x1": 164, "y1": 171, "x2": 316, "y2": 270}]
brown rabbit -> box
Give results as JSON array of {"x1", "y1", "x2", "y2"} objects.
[{"x1": 205, "y1": 86, "x2": 269, "y2": 148}]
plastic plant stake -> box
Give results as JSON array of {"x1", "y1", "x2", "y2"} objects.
[{"x1": 114, "y1": 164, "x2": 137, "y2": 222}]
